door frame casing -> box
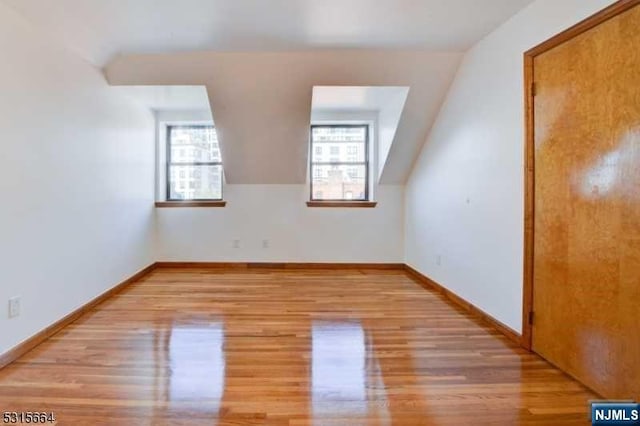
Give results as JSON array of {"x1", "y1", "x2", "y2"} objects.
[{"x1": 521, "y1": 0, "x2": 640, "y2": 350}]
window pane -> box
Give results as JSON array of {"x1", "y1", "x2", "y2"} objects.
[
  {"x1": 311, "y1": 127, "x2": 366, "y2": 163},
  {"x1": 311, "y1": 165, "x2": 366, "y2": 200},
  {"x1": 169, "y1": 126, "x2": 221, "y2": 163},
  {"x1": 169, "y1": 165, "x2": 222, "y2": 200}
]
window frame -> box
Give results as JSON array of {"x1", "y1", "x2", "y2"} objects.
[
  {"x1": 309, "y1": 124, "x2": 369, "y2": 202},
  {"x1": 166, "y1": 125, "x2": 223, "y2": 201}
]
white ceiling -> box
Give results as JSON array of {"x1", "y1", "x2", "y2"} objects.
[
  {"x1": 3, "y1": 0, "x2": 534, "y2": 66},
  {"x1": 112, "y1": 86, "x2": 211, "y2": 111}
]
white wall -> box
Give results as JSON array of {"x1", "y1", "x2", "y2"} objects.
[
  {"x1": 0, "y1": 4, "x2": 156, "y2": 354},
  {"x1": 405, "y1": 0, "x2": 616, "y2": 333},
  {"x1": 157, "y1": 185, "x2": 404, "y2": 263},
  {"x1": 156, "y1": 110, "x2": 404, "y2": 263}
]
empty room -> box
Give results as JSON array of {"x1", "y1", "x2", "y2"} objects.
[{"x1": 0, "y1": 0, "x2": 638, "y2": 425}]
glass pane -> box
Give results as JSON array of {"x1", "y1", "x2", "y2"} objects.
[
  {"x1": 311, "y1": 127, "x2": 366, "y2": 163},
  {"x1": 311, "y1": 165, "x2": 366, "y2": 200},
  {"x1": 169, "y1": 126, "x2": 221, "y2": 163},
  {"x1": 169, "y1": 165, "x2": 222, "y2": 200}
]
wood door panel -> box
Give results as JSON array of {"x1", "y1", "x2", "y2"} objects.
[{"x1": 532, "y1": 3, "x2": 640, "y2": 399}]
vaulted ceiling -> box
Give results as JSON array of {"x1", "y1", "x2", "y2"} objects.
[
  {"x1": 106, "y1": 50, "x2": 462, "y2": 183},
  {"x1": 3, "y1": 0, "x2": 535, "y2": 184}
]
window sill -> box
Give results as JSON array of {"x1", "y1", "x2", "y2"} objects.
[
  {"x1": 155, "y1": 201, "x2": 227, "y2": 208},
  {"x1": 306, "y1": 201, "x2": 377, "y2": 208}
]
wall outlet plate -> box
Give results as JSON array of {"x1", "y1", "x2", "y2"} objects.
[{"x1": 8, "y1": 296, "x2": 20, "y2": 318}]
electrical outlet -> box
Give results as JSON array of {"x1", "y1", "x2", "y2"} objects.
[
  {"x1": 436, "y1": 255, "x2": 442, "y2": 266},
  {"x1": 262, "y1": 239, "x2": 269, "y2": 249},
  {"x1": 233, "y1": 239, "x2": 240, "y2": 249},
  {"x1": 8, "y1": 296, "x2": 20, "y2": 318}
]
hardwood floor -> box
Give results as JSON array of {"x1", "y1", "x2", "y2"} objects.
[{"x1": 0, "y1": 268, "x2": 595, "y2": 425}]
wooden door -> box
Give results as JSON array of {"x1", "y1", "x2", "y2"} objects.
[{"x1": 531, "y1": 3, "x2": 640, "y2": 399}]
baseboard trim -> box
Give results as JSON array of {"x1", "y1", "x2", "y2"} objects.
[
  {"x1": 404, "y1": 264, "x2": 523, "y2": 347},
  {"x1": 155, "y1": 262, "x2": 405, "y2": 270},
  {"x1": 0, "y1": 263, "x2": 157, "y2": 370}
]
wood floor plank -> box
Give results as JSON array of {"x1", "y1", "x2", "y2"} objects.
[{"x1": 0, "y1": 268, "x2": 595, "y2": 425}]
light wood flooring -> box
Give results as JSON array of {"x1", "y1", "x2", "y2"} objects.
[{"x1": 0, "y1": 268, "x2": 596, "y2": 425}]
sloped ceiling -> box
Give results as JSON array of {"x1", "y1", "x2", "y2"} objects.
[{"x1": 106, "y1": 50, "x2": 462, "y2": 184}]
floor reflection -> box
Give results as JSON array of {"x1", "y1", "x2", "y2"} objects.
[
  {"x1": 311, "y1": 320, "x2": 390, "y2": 423},
  {"x1": 168, "y1": 323, "x2": 225, "y2": 407}
]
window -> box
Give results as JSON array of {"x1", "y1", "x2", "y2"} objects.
[
  {"x1": 310, "y1": 125, "x2": 368, "y2": 201},
  {"x1": 167, "y1": 125, "x2": 223, "y2": 200}
]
